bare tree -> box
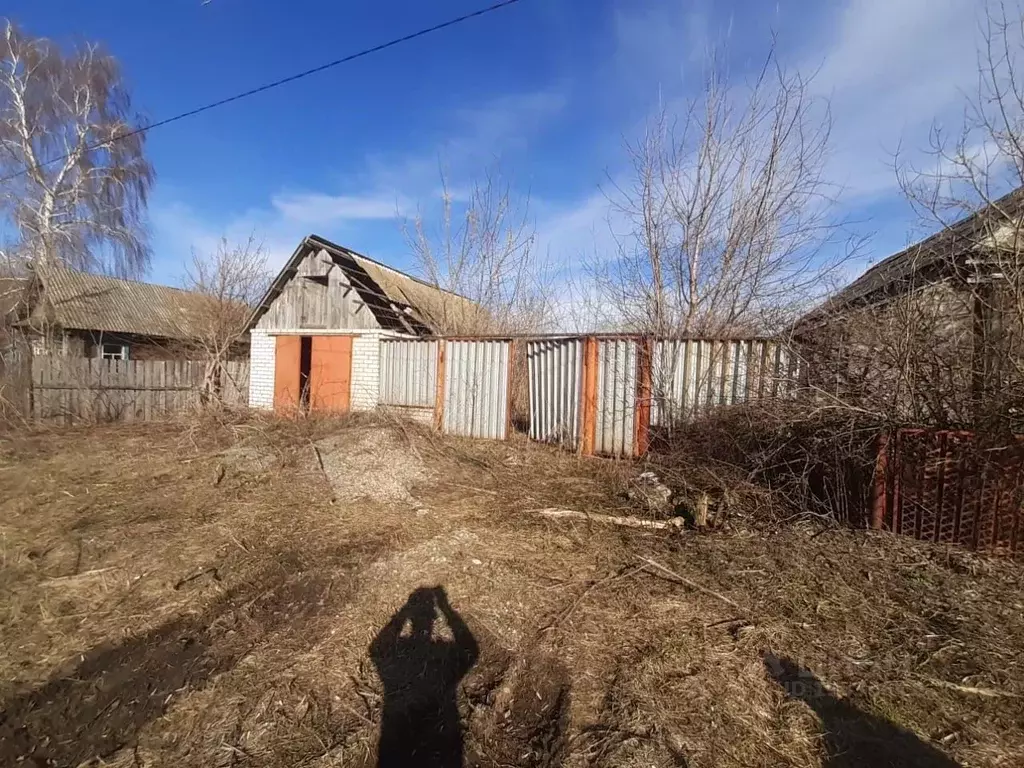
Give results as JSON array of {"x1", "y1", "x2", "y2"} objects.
[
  {"x1": 181, "y1": 236, "x2": 270, "y2": 406},
  {"x1": 0, "y1": 20, "x2": 153, "y2": 277},
  {"x1": 894, "y1": 0, "x2": 1024, "y2": 426},
  {"x1": 588, "y1": 48, "x2": 848, "y2": 338},
  {"x1": 402, "y1": 168, "x2": 551, "y2": 335}
]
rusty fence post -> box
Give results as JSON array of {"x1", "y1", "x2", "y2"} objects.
[
  {"x1": 579, "y1": 336, "x2": 598, "y2": 456},
  {"x1": 433, "y1": 339, "x2": 447, "y2": 432},
  {"x1": 504, "y1": 340, "x2": 516, "y2": 441},
  {"x1": 871, "y1": 430, "x2": 890, "y2": 530},
  {"x1": 634, "y1": 337, "x2": 653, "y2": 457}
]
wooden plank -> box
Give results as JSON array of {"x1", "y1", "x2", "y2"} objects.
[
  {"x1": 144, "y1": 360, "x2": 153, "y2": 420},
  {"x1": 168, "y1": 361, "x2": 177, "y2": 415}
]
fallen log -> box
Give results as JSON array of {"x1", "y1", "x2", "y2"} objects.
[{"x1": 535, "y1": 508, "x2": 686, "y2": 531}]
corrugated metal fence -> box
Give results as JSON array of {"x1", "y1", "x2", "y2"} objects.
[
  {"x1": 652, "y1": 339, "x2": 797, "y2": 426},
  {"x1": 873, "y1": 429, "x2": 1024, "y2": 554},
  {"x1": 596, "y1": 339, "x2": 639, "y2": 456},
  {"x1": 382, "y1": 335, "x2": 798, "y2": 453},
  {"x1": 526, "y1": 338, "x2": 582, "y2": 447},
  {"x1": 380, "y1": 338, "x2": 512, "y2": 439},
  {"x1": 443, "y1": 340, "x2": 510, "y2": 439},
  {"x1": 527, "y1": 336, "x2": 799, "y2": 457},
  {"x1": 380, "y1": 338, "x2": 438, "y2": 416}
]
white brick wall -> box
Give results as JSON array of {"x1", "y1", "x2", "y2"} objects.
[
  {"x1": 249, "y1": 329, "x2": 408, "y2": 413},
  {"x1": 350, "y1": 333, "x2": 381, "y2": 411},
  {"x1": 249, "y1": 329, "x2": 276, "y2": 410}
]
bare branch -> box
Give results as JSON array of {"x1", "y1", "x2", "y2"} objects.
[
  {"x1": 585, "y1": 43, "x2": 851, "y2": 337},
  {"x1": 0, "y1": 19, "x2": 153, "y2": 277},
  {"x1": 401, "y1": 165, "x2": 552, "y2": 335}
]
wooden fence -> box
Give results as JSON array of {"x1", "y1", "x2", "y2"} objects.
[{"x1": 25, "y1": 356, "x2": 249, "y2": 424}]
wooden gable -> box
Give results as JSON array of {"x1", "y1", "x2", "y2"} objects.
[{"x1": 255, "y1": 248, "x2": 382, "y2": 331}]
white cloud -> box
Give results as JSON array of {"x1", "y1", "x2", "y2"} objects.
[
  {"x1": 150, "y1": 87, "x2": 568, "y2": 281},
  {"x1": 150, "y1": 199, "x2": 309, "y2": 277},
  {"x1": 534, "y1": 190, "x2": 625, "y2": 266},
  {"x1": 600, "y1": 0, "x2": 987, "y2": 204},
  {"x1": 806, "y1": 0, "x2": 984, "y2": 200},
  {"x1": 453, "y1": 90, "x2": 567, "y2": 154},
  {"x1": 271, "y1": 191, "x2": 406, "y2": 224}
]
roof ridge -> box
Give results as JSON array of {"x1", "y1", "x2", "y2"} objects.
[
  {"x1": 822, "y1": 185, "x2": 1024, "y2": 310},
  {"x1": 37, "y1": 263, "x2": 198, "y2": 297}
]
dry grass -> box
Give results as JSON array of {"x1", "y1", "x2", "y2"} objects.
[{"x1": 0, "y1": 415, "x2": 1021, "y2": 767}]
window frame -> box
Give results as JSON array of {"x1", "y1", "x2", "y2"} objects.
[{"x1": 100, "y1": 343, "x2": 130, "y2": 361}]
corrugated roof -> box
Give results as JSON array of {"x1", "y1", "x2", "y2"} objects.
[
  {"x1": 828, "y1": 187, "x2": 1024, "y2": 308},
  {"x1": 249, "y1": 235, "x2": 484, "y2": 335},
  {"x1": 28, "y1": 266, "x2": 214, "y2": 340}
]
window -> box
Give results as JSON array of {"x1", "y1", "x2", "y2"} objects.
[{"x1": 101, "y1": 343, "x2": 129, "y2": 361}]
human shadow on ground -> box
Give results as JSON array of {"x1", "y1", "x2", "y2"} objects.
[
  {"x1": 764, "y1": 653, "x2": 961, "y2": 768},
  {"x1": 370, "y1": 586, "x2": 479, "y2": 768}
]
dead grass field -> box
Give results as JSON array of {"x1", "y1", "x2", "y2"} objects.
[{"x1": 0, "y1": 415, "x2": 1022, "y2": 768}]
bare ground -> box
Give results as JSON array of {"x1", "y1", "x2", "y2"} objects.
[{"x1": 0, "y1": 415, "x2": 1022, "y2": 767}]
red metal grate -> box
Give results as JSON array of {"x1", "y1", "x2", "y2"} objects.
[{"x1": 877, "y1": 429, "x2": 1024, "y2": 554}]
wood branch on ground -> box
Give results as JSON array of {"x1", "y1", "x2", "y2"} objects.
[
  {"x1": 534, "y1": 507, "x2": 686, "y2": 531},
  {"x1": 636, "y1": 556, "x2": 748, "y2": 613}
]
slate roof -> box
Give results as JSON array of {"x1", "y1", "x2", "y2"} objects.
[
  {"x1": 828, "y1": 187, "x2": 1024, "y2": 309},
  {"x1": 249, "y1": 235, "x2": 484, "y2": 335},
  {"x1": 24, "y1": 265, "x2": 214, "y2": 340}
]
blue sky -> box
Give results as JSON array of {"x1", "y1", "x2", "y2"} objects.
[{"x1": 4, "y1": 0, "x2": 992, "y2": 288}]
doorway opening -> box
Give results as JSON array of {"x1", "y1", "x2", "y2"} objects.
[{"x1": 299, "y1": 336, "x2": 312, "y2": 411}]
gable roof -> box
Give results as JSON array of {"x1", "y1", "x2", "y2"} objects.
[
  {"x1": 248, "y1": 235, "x2": 483, "y2": 335},
  {"x1": 828, "y1": 187, "x2": 1024, "y2": 310},
  {"x1": 23, "y1": 265, "x2": 217, "y2": 340}
]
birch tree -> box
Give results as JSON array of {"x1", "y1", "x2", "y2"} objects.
[{"x1": 0, "y1": 20, "x2": 153, "y2": 277}]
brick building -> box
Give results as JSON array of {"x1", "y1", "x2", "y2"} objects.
[{"x1": 246, "y1": 235, "x2": 480, "y2": 415}]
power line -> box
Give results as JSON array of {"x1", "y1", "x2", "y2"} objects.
[{"x1": 0, "y1": 0, "x2": 524, "y2": 186}]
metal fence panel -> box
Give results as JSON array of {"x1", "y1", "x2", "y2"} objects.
[
  {"x1": 886, "y1": 429, "x2": 1024, "y2": 554},
  {"x1": 527, "y1": 338, "x2": 582, "y2": 447},
  {"x1": 652, "y1": 339, "x2": 797, "y2": 427},
  {"x1": 380, "y1": 339, "x2": 438, "y2": 407},
  {"x1": 443, "y1": 340, "x2": 510, "y2": 440},
  {"x1": 595, "y1": 339, "x2": 637, "y2": 457}
]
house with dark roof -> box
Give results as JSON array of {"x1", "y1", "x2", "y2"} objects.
[
  {"x1": 246, "y1": 234, "x2": 482, "y2": 415},
  {"x1": 797, "y1": 188, "x2": 1024, "y2": 424},
  {"x1": 11, "y1": 265, "x2": 240, "y2": 361},
  {"x1": 807, "y1": 188, "x2": 1024, "y2": 318}
]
